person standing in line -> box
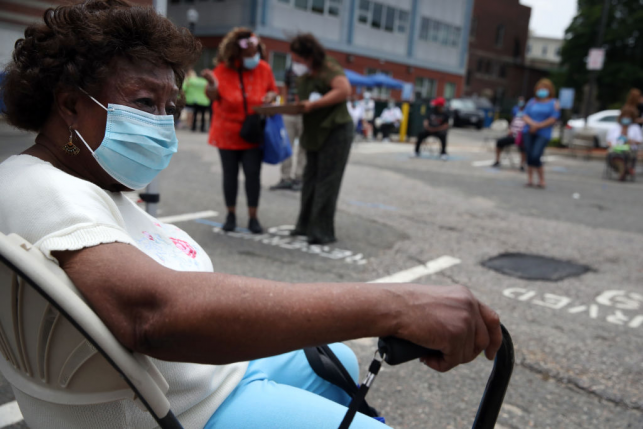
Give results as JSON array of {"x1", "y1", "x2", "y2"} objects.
[
  {"x1": 270, "y1": 63, "x2": 307, "y2": 191},
  {"x1": 360, "y1": 91, "x2": 375, "y2": 139},
  {"x1": 289, "y1": 33, "x2": 353, "y2": 245},
  {"x1": 521, "y1": 78, "x2": 560, "y2": 189},
  {"x1": 183, "y1": 68, "x2": 210, "y2": 132},
  {"x1": 511, "y1": 96, "x2": 525, "y2": 119},
  {"x1": 414, "y1": 97, "x2": 450, "y2": 160},
  {"x1": 376, "y1": 99, "x2": 403, "y2": 141},
  {"x1": 202, "y1": 29, "x2": 277, "y2": 233}
]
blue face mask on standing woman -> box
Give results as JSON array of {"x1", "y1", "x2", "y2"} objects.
[
  {"x1": 243, "y1": 53, "x2": 261, "y2": 70},
  {"x1": 536, "y1": 89, "x2": 550, "y2": 99},
  {"x1": 75, "y1": 90, "x2": 179, "y2": 190}
]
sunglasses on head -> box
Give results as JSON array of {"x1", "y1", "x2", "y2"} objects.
[{"x1": 238, "y1": 36, "x2": 259, "y2": 49}]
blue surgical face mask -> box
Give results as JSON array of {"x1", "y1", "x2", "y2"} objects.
[
  {"x1": 75, "y1": 91, "x2": 178, "y2": 190},
  {"x1": 243, "y1": 53, "x2": 261, "y2": 70},
  {"x1": 518, "y1": 100, "x2": 525, "y2": 107},
  {"x1": 621, "y1": 118, "x2": 632, "y2": 126},
  {"x1": 536, "y1": 89, "x2": 549, "y2": 99}
]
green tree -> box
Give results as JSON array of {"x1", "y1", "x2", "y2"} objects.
[{"x1": 559, "y1": 0, "x2": 643, "y2": 111}]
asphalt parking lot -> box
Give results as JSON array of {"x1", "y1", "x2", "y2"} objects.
[{"x1": 1, "y1": 123, "x2": 642, "y2": 428}]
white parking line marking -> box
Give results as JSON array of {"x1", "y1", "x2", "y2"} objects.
[
  {"x1": 370, "y1": 256, "x2": 461, "y2": 283},
  {"x1": 0, "y1": 401, "x2": 23, "y2": 428},
  {"x1": 471, "y1": 159, "x2": 505, "y2": 167},
  {"x1": 158, "y1": 210, "x2": 218, "y2": 224}
]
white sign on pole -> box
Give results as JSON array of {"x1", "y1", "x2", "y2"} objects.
[{"x1": 587, "y1": 48, "x2": 605, "y2": 70}]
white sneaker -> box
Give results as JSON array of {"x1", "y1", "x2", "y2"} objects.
[{"x1": 440, "y1": 154, "x2": 449, "y2": 161}]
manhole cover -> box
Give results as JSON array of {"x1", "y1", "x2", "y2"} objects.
[{"x1": 482, "y1": 253, "x2": 591, "y2": 281}]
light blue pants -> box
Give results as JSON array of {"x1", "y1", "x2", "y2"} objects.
[{"x1": 204, "y1": 343, "x2": 390, "y2": 429}]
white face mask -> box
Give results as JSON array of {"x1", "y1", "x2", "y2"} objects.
[{"x1": 292, "y1": 62, "x2": 309, "y2": 76}]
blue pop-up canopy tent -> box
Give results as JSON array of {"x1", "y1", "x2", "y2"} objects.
[
  {"x1": 344, "y1": 69, "x2": 375, "y2": 87},
  {"x1": 368, "y1": 73, "x2": 405, "y2": 89}
]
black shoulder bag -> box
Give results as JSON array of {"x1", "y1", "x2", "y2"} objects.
[{"x1": 238, "y1": 68, "x2": 265, "y2": 145}]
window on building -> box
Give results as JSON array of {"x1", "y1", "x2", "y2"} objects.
[
  {"x1": 328, "y1": 0, "x2": 341, "y2": 16},
  {"x1": 357, "y1": 1, "x2": 408, "y2": 34},
  {"x1": 415, "y1": 77, "x2": 436, "y2": 99},
  {"x1": 527, "y1": 44, "x2": 532, "y2": 54},
  {"x1": 371, "y1": 2, "x2": 383, "y2": 29},
  {"x1": 419, "y1": 17, "x2": 461, "y2": 48},
  {"x1": 542, "y1": 45, "x2": 548, "y2": 56},
  {"x1": 485, "y1": 60, "x2": 492, "y2": 74},
  {"x1": 358, "y1": 0, "x2": 370, "y2": 23},
  {"x1": 397, "y1": 10, "x2": 409, "y2": 33},
  {"x1": 440, "y1": 23, "x2": 450, "y2": 45},
  {"x1": 495, "y1": 24, "x2": 505, "y2": 48},
  {"x1": 444, "y1": 82, "x2": 456, "y2": 99},
  {"x1": 384, "y1": 6, "x2": 395, "y2": 32},
  {"x1": 270, "y1": 52, "x2": 290, "y2": 83},
  {"x1": 311, "y1": 0, "x2": 324, "y2": 14},
  {"x1": 281, "y1": 0, "x2": 342, "y2": 16},
  {"x1": 499, "y1": 64, "x2": 507, "y2": 78},
  {"x1": 430, "y1": 20, "x2": 440, "y2": 43},
  {"x1": 470, "y1": 17, "x2": 477, "y2": 40},
  {"x1": 194, "y1": 48, "x2": 218, "y2": 73},
  {"x1": 451, "y1": 27, "x2": 461, "y2": 47},
  {"x1": 466, "y1": 69, "x2": 472, "y2": 86},
  {"x1": 555, "y1": 46, "x2": 561, "y2": 57},
  {"x1": 513, "y1": 38, "x2": 521, "y2": 58},
  {"x1": 419, "y1": 17, "x2": 430, "y2": 40},
  {"x1": 476, "y1": 58, "x2": 484, "y2": 72}
]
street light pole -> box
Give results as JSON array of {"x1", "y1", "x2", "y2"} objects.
[
  {"x1": 187, "y1": 8, "x2": 199, "y2": 34},
  {"x1": 583, "y1": 0, "x2": 610, "y2": 124}
]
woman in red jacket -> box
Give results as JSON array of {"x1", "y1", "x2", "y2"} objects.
[{"x1": 203, "y1": 28, "x2": 277, "y2": 233}]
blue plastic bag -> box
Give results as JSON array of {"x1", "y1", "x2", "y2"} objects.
[{"x1": 263, "y1": 114, "x2": 292, "y2": 165}]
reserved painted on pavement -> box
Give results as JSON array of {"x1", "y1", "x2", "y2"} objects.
[
  {"x1": 201, "y1": 222, "x2": 368, "y2": 265},
  {"x1": 503, "y1": 288, "x2": 643, "y2": 329}
]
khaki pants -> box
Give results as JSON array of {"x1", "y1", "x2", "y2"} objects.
[{"x1": 281, "y1": 115, "x2": 306, "y2": 181}]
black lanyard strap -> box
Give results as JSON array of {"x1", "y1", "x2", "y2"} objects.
[
  {"x1": 338, "y1": 356, "x2": 383, "y2": 429},
  {"x1": 337, "y1": 324, "x2": 514, "y2": 429}
]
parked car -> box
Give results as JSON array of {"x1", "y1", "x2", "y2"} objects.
[
  {"x1": 565, "y1": 110, "x2": 621, "y2": 148},
  {"x1": 448, "y1": 98, "x2": 484, "y2": 129}
]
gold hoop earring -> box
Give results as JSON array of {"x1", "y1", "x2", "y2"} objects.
[{"x1": 62, "y1": 126, "x2": 80, "y2": 156}]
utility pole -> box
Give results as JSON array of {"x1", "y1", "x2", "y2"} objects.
[{"x1": 583, "y1": 0, "x2": 610, "y2": 124}]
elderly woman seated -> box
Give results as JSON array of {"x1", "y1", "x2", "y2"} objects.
[
  {"x1": 0, "y1": 1, "x2": 502, "y2": 427},
  {"x1": 606, "y1": 106, "x2": 642, "y2": 181}
]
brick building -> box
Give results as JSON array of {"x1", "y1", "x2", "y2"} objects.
[
  {"x1": 465, "y1": 0, "x2": 547, "y2": 108},
  {"x1": 169, "y1": 0, "x2": 475, "y2": 101}
]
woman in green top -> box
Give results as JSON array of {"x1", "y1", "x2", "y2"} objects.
[
  {"x1": 182, "y1": 68, "x2": 211, "y2": 132},
  {"x1": 289, "y1": 34, "x2": 353, "y2": 245}
]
